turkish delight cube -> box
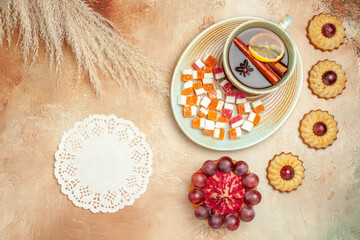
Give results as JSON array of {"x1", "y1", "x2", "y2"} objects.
[
  {"x1": 200, "y1": 96, "x2": 211, "y2": 109},
  {"x1": 229, "y1": 115, "x2": 244, "y2": 128},
  {"x1": 183, "y1": 106, "x2": 197, "y2": 118},
  {"x1": 229, "y1": 127, "x2": 242, "y2": 139},
  {"x1": 241, "y1": 120, "x2": 254, "y2": 132},
  {"x1": 215, "y1": 116, "x2": 228, "y2": 129},
  {"x1": 248, "y1": 112, "x2": 261, "y2": 125},
  {"x1": 220, "y1": 80, "x2": 232, "y2": 92},
  {"x1": 186, "y1": 95, "x2": 198, "y2": 106},
  {"x1": 178, "y1": 95, "x2": 187, "y2": 106},
  {"x1": 193, "y1": 59, "x2": 205, "y2": 70},
  {"x1": 251, "y1": 100, "x2": 265, "y2": 114},
  {"x1": 203, "y1": 119, "x2": 215, "y2": 135},
  {"x1": 207, "y1": 110, "x2": 218, "y2": 121},
  {"x1": 193, "y1": 81, "x2": 206, "y2": 95},
  {"x1": 207, "y1": 90, "x2": 217, "y2": 100},
  {"x1": 236, "y1": 92, "x2": 246, "y2": 104},
  {"x1": 181, "y1": 69, "x2": 193, "y2": 81},
  {"x1": 213, "y1": 67, "x2": 225, "y2": 80},
  {"x1": 222, "y1": 103, "x2": 234, "y2": 119},
  {"x1": 203, "y1": 78, "x2": 215, "y2": 91},
  {"x1": 197, "y1": 107, "x2": 209, "y2": 118},
  {"x1": 213, "y1": 128, "x2": 225, "y2": 140},
  {"x1": 203, "y1": 54, "x2": 217, "y2": 68}
]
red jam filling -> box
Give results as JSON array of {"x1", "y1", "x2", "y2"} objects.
[
  {"x1": 322, "y1": 23, "x2": 336, "y2": 38},
  {"x1": 280, "y1": 166, "x2": 295, "y2": 180},
  {"x1": 202, "y1": 171, "x2": 245, "y2": 215},
  {"x1": 313, "y1": 122, "x2": 327, "y2": 136},
  {"x1": 322, "y1": 71, "x2": 337, "y2": 85}
]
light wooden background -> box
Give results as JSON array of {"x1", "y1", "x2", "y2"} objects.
[{"x1": 0, "y1": 0, "x2": 359, "y2": 239}]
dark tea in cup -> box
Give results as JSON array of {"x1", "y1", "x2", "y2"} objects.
[{"x1": 228, "y1": 28, "x2": 289, "y2": 89}]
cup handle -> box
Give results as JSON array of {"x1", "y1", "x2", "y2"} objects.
[{"x1": 278, "y1": 15, "x2": 292, "y2": 30}]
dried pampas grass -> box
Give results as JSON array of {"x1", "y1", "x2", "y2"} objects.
[{"x1": 0, "y1": 0, "x2": 168, "y2": 95}]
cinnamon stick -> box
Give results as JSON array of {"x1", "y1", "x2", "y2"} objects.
[
  {"x1": 267, "y1": 62, "x2": 287, "y2": 78},
  {"x1": 233, "y1": 38, "x2": 280, "y2": 85}
]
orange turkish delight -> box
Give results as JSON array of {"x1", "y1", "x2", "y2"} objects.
[
  {"x1": 215, "y1": 116, "x2": 228, "y2": 128},
  {"x1": 237, "y1": 102, "x2": 251, "y2": 115},
  {"x1": 251, "y1": 100, "x2": 265, "y2": 114},
  {"x1": 229, "y1": 127, "x2": 241, "y2": 139},
  {"x1": 207, "y1": 110, "x2": 218, "y2": 121},
  {"x1": 198, "y1": 107, "x2": 209, "y2": 118},
  {"x1": 204, "y1": 67, "x2": 213, "y2": 79},
  {"x1": 213, "y1": 128, "x2": 225, "y2": 140},
  {"x1": 181, "y1": 69, "x2": 193, "y2": 81},
  {"x1": 183, "y1": 106, "x2": 196, "y2": 118},
  {"x1": 186, "y1": 95, "x2": 198, "y2": 106},
  {"x1": 203, "y1": 79, "x2": 215, "y2": 91},
  {"x1": 210, "y1": 99, "x2": 219, "y2": 110},
  {"x1": 208, "y1": 90, "x2": 217, "y2": 100},
  {"x1": 203, "y1": 129, "x2": 214, "y2": 135},
  {"x1": 203, "y1": 120, "x2": 215, "y2": 135},
  {"x1": 248, "y1": 112, "x2": 261, "y2": 125},
  {"x1": 192, "y1": 117, "x2": 205, "y2": 129},
  {"x1": 181, "y1": 88, "x2": 193, "y2": 95},
  {"x1": 196, "y1": 70, "x2": 204, "y2": 80},
  {"x1": 182, "y1": 81, "x2": 193, "y2": 95},
  {"x1": 204, "y1": 67, "x2": 213, "y2": 73},
  {"x1": 193, "y1": 81, "x2": 206, "y2": 95},
  {"x1": 203, "y1": 54, "x2": 217, "y2": 68}
]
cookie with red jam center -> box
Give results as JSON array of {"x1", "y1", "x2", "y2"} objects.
[
  {"x1": 307, "y1": 13, "x2": 346, "y2": 51},
  {"x1": 308, "y1": 60, "x2": 346, "y2": 99},
  {"x1": 299, "y1": 110, "x2": 338, "y2": 149},
  {"x1": 267, "y1": 152, "x2": 305, "y2": 192}
]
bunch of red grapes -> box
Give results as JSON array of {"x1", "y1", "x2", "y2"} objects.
[{"x1": 188, "y1": 156, "x2": 261, "y2": 231}]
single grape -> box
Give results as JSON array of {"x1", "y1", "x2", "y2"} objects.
[
  {"x1": 322, "y1": 71, "x2": 337, "y2": 85},
  {"x1": 233, "y1": 161, "x2": 249, "y2": 176},
  {"x1": 242, "y1": 173, "x2": 259, "y2": 189},
  {"x1": 224, "y1": 214, "x2": 240, "y2": 231},
  {"x1": 313, "y1": 122, "x2": 327, "y2": 136},
  {"x1": 208, "y1": 213, "x2": 224, "y2": 229},
  {"x1": 322, "y1": 23, "x2": 336, "y2": 38},
  {"x1": 194, "y1": 205, "x2": 210, "y2": 220},
  {"x1": 188, "y1": 189, "x2": 204, "y2": 205},
  {"x1": 218, "y1": 156, "x2": 234, "y2": 173},
  {"x1": 191, "y1": 172, "x2": 207, "y2": 188},
  {"x1": 244, "y1": 190, "x2": 262, "y2": 205},
  {"x1": 280, "y1": 166, "x2": 294, "y2": 180},
  {"x1": 202, "y1": 160, "x2": 218, "y2": 176},
  {"x1": 238, "y1": 205, "x2": 255, "y2": 222}
]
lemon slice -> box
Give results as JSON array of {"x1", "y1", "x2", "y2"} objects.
[{"x1": 248, "y1": 33, "x2": 285, "y2": 62}]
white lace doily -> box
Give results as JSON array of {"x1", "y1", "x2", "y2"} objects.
[{"x1": 54, "y1": 114, "x2": 153, "y2": 213}]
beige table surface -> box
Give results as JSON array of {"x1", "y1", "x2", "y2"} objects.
[{"x1": 0, "y1": 0, "x2": 359, "y2": 239}]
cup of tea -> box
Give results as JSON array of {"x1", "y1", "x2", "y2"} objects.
[{"x1": 223, "y1": 15, "x2": 297, "y2": 95}]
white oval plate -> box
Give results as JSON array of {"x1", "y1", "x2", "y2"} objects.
[{"x1": 170, "y1": 17, "x2": 303, "y2": 151}]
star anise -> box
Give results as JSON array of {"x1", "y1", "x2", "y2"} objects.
[{"x1": 235, "y1": 59, "x2": 254, "y2": 77}]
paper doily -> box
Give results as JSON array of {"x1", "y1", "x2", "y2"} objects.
[{"x1": 54, "y1": 114, "x2": 153, "y2": 213}]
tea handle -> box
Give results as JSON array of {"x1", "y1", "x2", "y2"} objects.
[{"x1": 278, "y1": 15, "x2": 292, "y2": 30}]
